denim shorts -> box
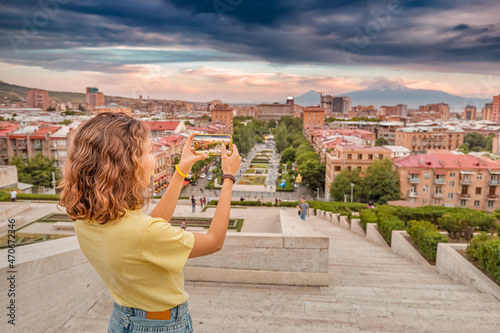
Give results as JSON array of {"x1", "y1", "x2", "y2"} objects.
[{"x1": 108, "y1": 301, "x2": 194, "y2": 333}]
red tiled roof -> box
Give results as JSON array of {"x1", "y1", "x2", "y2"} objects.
[
  {"x1": 394, "y1": 153, "x2": 500, "y2": 170},
  {"x1": 0, "y1": 123, "x2": 19, "y2": 136},
  {"x1": 30, "y1": 126, "x2": 60, "y2": 139},
  {"x1": 144, "y1": 121, "x2": 180, "y2": 131}
]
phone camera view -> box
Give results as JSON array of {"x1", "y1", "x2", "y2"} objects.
[{"x1": 193, "y1": 134, "x2": 232, "y2": 156}]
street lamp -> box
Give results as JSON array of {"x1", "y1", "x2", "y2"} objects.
[
  {"x1": 350, "y1": 183, "x2": 354, "y2": 203},
  {"x1": 296, "y1": 174, "x2": 302, "y2": 201}
]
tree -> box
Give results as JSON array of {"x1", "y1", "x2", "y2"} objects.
[
  {"x1": 268, "y1": 119, "x2": 277, "y2": 129},
  {"x1": 275, "y1": 123, "x2": 288, "y2": 153},
  {"x1": 329, "y1": 168, "x2": 364, "y2": 202},
  {"x1": 78, "y1": 104, "x2": 86, "y2": 112},
  {"x1": 458, "y1": 143, "x2": 469, "y2": 153},
  {"x1": 280, "y1": 147, "x2": 296, "y2": 164},
  {"x1": 297, "y1": 159, "x2": 325, "y2": 192},
  {"x1": 46, "y1": 107, "x2": 56, "y2": 111},
  {"x1": 295, "y1": 143, "x2": 313, "y2": 157},
  {"x1": 10, "y1": 152, "x2": 60, "y2": 188},
  {"x1": 58, "y1": 120, "x2": 72, "y2": 125},
  {"x1": 184, "y1": 120, "x2": 195, "y2": 126},
  {"x1": 375, "y1": 137, "x2": 389, "y2": 146},
  {"x1": 363, "y1": 158, "x2": 401, "y2": 204},
  {"x1": 295, "y1": 151, "x2": 319, "y2": 167},
  {"x1": 464, "y1": 132, "x2": 492, "y2": 152},
  {"x1": 238, "y1": 125, "x2": 256, "y2": 155}
]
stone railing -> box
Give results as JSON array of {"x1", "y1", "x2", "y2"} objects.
[
  {"x1": 0, "y1": 237, "x2": 107, "y2": 333},
  {"x1": 185, "y1": 208, "x2": 329, "y2": 286}
]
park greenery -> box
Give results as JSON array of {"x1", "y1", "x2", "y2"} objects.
[
  {"x1": 232, "y1": 116, "x2": 272, "y2": 155},
  {"x1": 9, "y1": 152, "x2": 61, "y2": 189},
  {"x1": 330, "y1": 158, "x2": 401, "y2": 205},
  {"x1": 274, "y1": 116, "x2": 325, "y2": 192},
  {"x1": 459, "y1": 132, "x2": 494, "y2": 153},
  {"x1": 375, "y1": 137, "x2": 389, "y2": 146}
]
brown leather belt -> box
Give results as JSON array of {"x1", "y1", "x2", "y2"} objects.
[{"x1": 146, "y1": 309, "x2": 171, "y2": 320}]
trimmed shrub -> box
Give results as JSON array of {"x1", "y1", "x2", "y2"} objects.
[
  {"x1": 377, "y1": 216, "x2": 405, "y2": 244},
  {"x1": 407, "y1": 220, "x2": 449, "y2": 261},
  {"x1": 467, "y1": 233, "x2": 500, "y2": 284},
  {"x1": 360, "y1": 209, "x2": 377, "y2": 231},
  {"x1": 17, "y1": 194, "x2": 60, "y2": 201},
  {"x1": 438, "y1": 211, "x2": 496, "y2": 241}
]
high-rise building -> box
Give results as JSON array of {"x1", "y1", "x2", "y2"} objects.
[
  {"x1": 332, "y1": 96, "x2": 352, "y2": 114},
  {"x1": 491, "y1": 96, "x2": 500, "y2": 122},
  {"x1": 482, "y1": 102, "x2": 493, "y2": 121},
  {"x1": 27, "y1": 89, "x2": 51, "y2": 110},
  {"x1": 85, "y1": 87, "x2": 105, "y2": 107},
  {"x1": 462, "y1": 105, "x2": 477, "y2": 121},
  {"x1": 211, "y1": 106, "x2": 234, "y2": 134},
  {"x1": 321, "y1": 95, "x2": 352, "y2": 115}
]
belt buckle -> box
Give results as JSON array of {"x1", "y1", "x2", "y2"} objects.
[{"x1": 146, "y1": 309, "x2": 171, "y2": 320}]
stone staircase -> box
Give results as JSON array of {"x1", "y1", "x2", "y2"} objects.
[{"x1": 42, "y1": 211, "x2": 500, "y2": 333}]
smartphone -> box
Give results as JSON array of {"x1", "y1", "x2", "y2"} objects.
[{"x1": 193, "y1": 134, "x2": 233, "y2": 156}]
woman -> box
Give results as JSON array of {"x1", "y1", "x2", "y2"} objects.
[{"x1": 58, "y1": 112, "x2": 241, "y2": 332}]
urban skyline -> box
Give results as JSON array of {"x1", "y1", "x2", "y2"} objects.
[{"x1": 0, "y1": 1, "x2": 499, "y2": 102}]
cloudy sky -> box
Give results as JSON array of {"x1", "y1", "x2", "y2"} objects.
[{"x1": 0, "y1": 0, "x2": 499, "y2": 103}]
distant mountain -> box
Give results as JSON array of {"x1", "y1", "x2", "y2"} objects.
[
  {"x1": 294, "y1": 80, "x2": 492, "y2": 111},
  {"x1": 293, "y1": 90, "x2": 321, "y2": 107}
]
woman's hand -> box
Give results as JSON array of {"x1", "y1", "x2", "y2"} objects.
[
  {"x1": 221, "y1": 144, "x2": 241, "y2": 176},
  {"x1": 177, "y1": 133, "x2": 208, "y2": 174}
]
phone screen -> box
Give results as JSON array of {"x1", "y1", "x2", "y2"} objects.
[{"x1": 193, "y1": 134, "x2": 232, "y2": 156}]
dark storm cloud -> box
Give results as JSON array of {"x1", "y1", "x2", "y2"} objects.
[{"x1": 0, "y1": 0, "x2": 498, "y2": 72}]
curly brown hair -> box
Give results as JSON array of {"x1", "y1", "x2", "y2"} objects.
[{"x1": 58, "y1": 112, "x2": 153, "y2": 224}]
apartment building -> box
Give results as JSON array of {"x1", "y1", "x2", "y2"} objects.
[
  {"x1": 144, "y1": 121, "x2": 184, "y2": 137},
  {"x1": 92, "y1": 103, "x2": 132, "y2": 115},
  {"x1": 325, "y1": 144, "x2": 392, "y2": 201},
  {"x1": 27, "y1": 89, "x2": 51, "y2": 110},
  {"x1": 395, "y1": 127, "x2": 464, "y2": 153},
  {"x1": 462, "y1": 105, "x2": 477, "y2": 121},
  {"x1": 211, "y1": 106, "x2": 234, "y2": 134},
  {"x1": 0, "y1": 122, "x2": 20, "y2": 165},
  {"x1": 394, "y1": 153, "x2": 500, "y2": 211},
  {"x1": 303, "y1": 107, "x2": 325, "y2": 129},
  {"x1": 85, "y1": 87, "x2": 105, "y2": 108}
]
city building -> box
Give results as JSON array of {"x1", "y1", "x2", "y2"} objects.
[
  {"x1": 491, "y1": 95, "x2": 500, "y2": 122},
  {"x1": 395, "y1": 127, "x2": 464, "y2": 153},
  {"x1": 27, "y1": 89, "x2": 51, "y2": 110},
  {"x1": 394, "y1": 153, "x2": 500, "y2": 211},
  {"x1": 321, "y1": 95, "x2": 352, "y2": 116},
  {"x1": 482, "y1": 102, "x2": 493, "y2": 121},
  {"x1": 85, "y1": 87, "x2": 105, "y2": 108},
  {"x1": 377, "y1": 121, "x2": 405, "y2": 145},
  {"x1": 410, "y1": 103, "x2": 450, "y2": 122},
  {"x1": 303, "y1": 106, "x2": 325, "y2": 129},
  {"x1": 92, "y1": 103, "x2": 132, "y2": 115},
  {"x1": 256, "y1": 100, "x2": 294, "y2": 122},
  {"x1": 211, "y1": 106, "x2": 234, "y2": 134},
  {"x1": 382, "y1": 145, "x2": 411, "y2": 158},
  {"x1": 0, "y1": 122, "x2": 20, "y2": 165},
  {"x1": 348, "y1": 105, "x2": 377, "y2": 118},
  {"x1": 462, "y1": 105, "x2": 477, "y2": 121},
  {"x1": 382, "y1": 104, "x2": 408, "y2": 118},
  {"x1": 144, "y1": 121, "x2": 184, "y2": 137},
  {"x1": 325, "y1": 144, "x2": 392, "y2": 201}
]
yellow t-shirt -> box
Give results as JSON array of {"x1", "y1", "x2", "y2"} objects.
[{"x1": 74, "y1": 209, "x2": 195, "y2": 311}]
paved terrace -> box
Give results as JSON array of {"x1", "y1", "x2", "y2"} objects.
[{"x1": 38, "y1": 211, "x2": 500, "y2": 333}]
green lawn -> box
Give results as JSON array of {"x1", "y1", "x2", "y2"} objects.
[{"x1": 238, "y1": 175, "x2": 267, "y2": 185}]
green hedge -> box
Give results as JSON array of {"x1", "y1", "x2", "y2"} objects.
[
  {"x1": 438, "y1": 211, "x2": 496, "y2": 241},
  {"x1": 407, "y1": 220, "x2": 449, "y2": 261},
  {"x1": 377, "y1": 216, "x2": 405, "y2": 244},
  {"x1": 466, "y1": 233, "x2": 500, "y2": 284},
  {"x1": 360, "y1": 209, "x2": 377, "y2": 231},
  {"x1": 1, "y1": 193, "x2": 61, "y2": 201}
]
